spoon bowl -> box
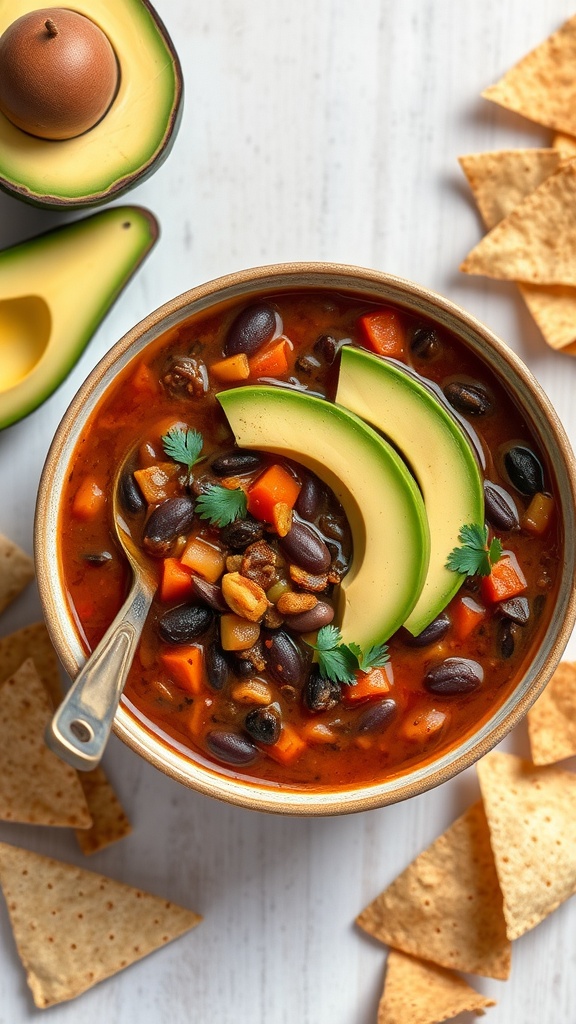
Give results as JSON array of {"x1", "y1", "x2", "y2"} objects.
[{"x1": 45, "y1": 452, "x2": 157, "y2": 771}]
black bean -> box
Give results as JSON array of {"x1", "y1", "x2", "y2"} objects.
[
  {"x1": 504, "y1": 446, "x2": 545, "y2": 496},
  {"x1": 211, "y1": 450, "x2": 263, "y2": 476},
  {"x1": 233, "y1": 657, "x2": 256, "y2": 677},
  {"x1": 205, "y1": 641, "x2": 229, "y2": 691},
  {"x1": 410, "y1": 326, "x2": 441, "y2": 359},
  {"x1": 158, "y1": 604, "x2": 213, "y2": 644},
  {"x1": 318, "y1": 513, "x2": 346, "y2": 542},
  {"x1": 484, "y1": 481, "x2": 519, "y2": 531},
  {"x1": 118, "y1": 470, "x2": 145, "y2": 514},
  {"x1": 142, "y1": 496, "x2": 196, "y2": 557},
  {"x1": 206, "y1": 730, "x2": 258, "y2": 765},
  {"x1": 357, "y1": 698, "x2": 397, "y2": 733},
  {"x1": 405, "y1": 613, "x2": 451, "y2": 647},
  {"x1": 224, "y1": 303, "x2": 278, "y2": 357},
  {"x1": 295, "y1": 476, "x2": 323, "y2": 521},
  {"x1": 82, "y1": 551, "x2": 113, "y2": 566},
  {"x1": 296, "y1": 354, "x2": 322, "y2": 375},
  {"x1": 424, "y1": 658, "x2": 483, "y2": 695},
  {"x1": 497, "y1": 596, "x2": 530, "y2": 625},
  {"x1": 219, "y1": 517, "x2": 264, "y2": 551},
  {"x1": 443, "y1": 380, "x2": 492, "y2": 416},
  {"x1": 497, "y1": 620, "x2": 516, "y2": 660},
  {"x1": 304, "y1": 666, "x2": 341, "y2": 712},
  {"x1": 280, "y1": 519, "x2": 331, "y2": 574},
  {"x1": 190, "y1": 576, "x2": 228, "y2": 611},
  {"x1": 262, "y1": 629, "x2": 305, "y2": 686},
  {"x1": 284, "y1": 601, "x2": 334, "y2": 633},
  {"x1": 314, "y1": 334, "x2": 348, "y2": 364},
  {"x1": 244, "y1": 706, "x2": 281, "y2": 745}
]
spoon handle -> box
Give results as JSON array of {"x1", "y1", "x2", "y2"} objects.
[{"x1": 45, "y1": 577, "x2": 154, "y2": 771}]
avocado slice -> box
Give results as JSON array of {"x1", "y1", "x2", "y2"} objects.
[
  {"x1": 336, "y1": 346, "x2": 484, "y2": 635},
  {"x1": 218, "y1": 386, "x2": 430, "y2": 648},
  {"x1": 0, "y1": 1, "x2": 182, "y2": 207},
  {"x1": 0, "y1": 207, "x2": 158, "y2": 430}
]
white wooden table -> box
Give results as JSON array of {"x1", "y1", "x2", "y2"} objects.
[{"x1": 1, "y1": 2, "x2": 576, "y2": 1021}]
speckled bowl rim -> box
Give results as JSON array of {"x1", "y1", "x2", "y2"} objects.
[{"x1": 35, "y1": 263, "x2": 576, "y2": 815}]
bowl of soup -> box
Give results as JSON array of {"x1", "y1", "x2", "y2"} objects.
[{"x1": 35, "y1": 264, "x2": 576, "y2": 814}]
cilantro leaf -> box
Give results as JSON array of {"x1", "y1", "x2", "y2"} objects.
[
  {"x1": 305, "y1": 627, "x2": 389, "y2": 685},
  {"x1": 445, "y1": 522, "x2": 503, "y2": 578},
  {"x1": 195, "y1": 485, "x2": 248, "y2": 527},
  {"x1": 162, "y1": 426, "x2": 203, "y2": 482},
  {"x1": 354, "y1": 643, "x2": 390, "y2": 672}
]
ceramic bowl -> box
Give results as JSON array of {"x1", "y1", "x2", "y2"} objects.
[{"x1": 35, "y1": 264, "x2": 576, "y2": 814}]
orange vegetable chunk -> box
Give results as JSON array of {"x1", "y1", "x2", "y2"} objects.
[
  {"x1": 452, "y1": 596, "x2": 485, "y2": 640},
  {"x1": 266, "y1": 723, "x2": 307, "y2": 764},
  {"x1": 481, "y1": 554, "x2": 527, "y2": 603},
  {"x1": 181, "y1": 537, "x2": 225, "y2": 583},
  {"x1": 248, "y1": 338, "x2": 290, "y2": 378},
  {"x1": 131, "y1": 362, "x2": 159, "y2": 395},
  {"x1": 134, "y1": 463, "x2": 182, "y2": 504},
  {"x1": 342, "y1": 666, "x2": 391, "y2": 705},
  {"x1": 160, "y1": 645, "x2": 206, "y2": 695},
  {"x1": 522, "y1": 492, "x2": 554, "y2": 535},
  {"x1": 72, "y1": 478, "x2": 105, "y2": 521},
  {"x1": 210, "y1": 353, "x2": 250, "y2": 382},
  {"x1": 159, "y1": 559, "x2": 194, "y2": 602},
  {"x1": 358, "y1": 309, "x2": 406, "y2": 358},
  {"x1": 220, "y1": 613, "x2": 260, "y2": 651},
  {"x1": 247, "y1": 464, "x2": 301, "y2": 522}
]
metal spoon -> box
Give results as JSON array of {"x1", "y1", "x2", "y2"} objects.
[{"x1": 45, "y1": 458, "x2": 157, "y2": 771}]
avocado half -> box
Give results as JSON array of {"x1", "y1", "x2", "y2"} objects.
[
  {"x1": 0, "y1": 207, "x2": 158, "y2": 430},
  {"x1": 0, "y1": 1, "x2": 183, "y2": 207},
  {"x1": 218, "y1": 385, "x2": 431, "y2": 648}
]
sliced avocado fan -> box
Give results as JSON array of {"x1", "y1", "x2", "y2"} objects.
[
  {"x1": 0, "y1": 207, "x2": 158, "y2": 430},
  {"x1": 336, "y1": 345, "x2": 484, "y2": 635},
  {"x1": 218, "y1": 385, "x2": 430, "y2": 648}
]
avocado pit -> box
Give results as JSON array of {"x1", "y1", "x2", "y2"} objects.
[{"x1": 0, "y1": 7, "x2": 119, "y2": 140}]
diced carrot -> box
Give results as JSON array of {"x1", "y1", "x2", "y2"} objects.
[
  {"x1": 186, "y1": 695, "x2": 214, "y2": 737},
  {"x1": 181, "y1": 537, "x2": 225, "y2": 583},
  {"x1": 220, "y1": 613, "x2": 260, "y2": 651},
  {"x1": 301, "y1": 721, "x2": 338, "y2": 744},
  {"x1": 266, "y1": 723, "x2": 307, "y2": 765},
  {"x1": 452, "y1": 596, "x2": 485, "y2": 641},
  {"x1": 481, "y1": 554, "x2": 527, "y2": 603},
  {"x1": 160, "y1": 645, "x2": 206, "y2": 695},
  {"x1": 402, "y1": 708, "x2": 449, "y2": 743},
  {"x1": 247, "y1": 464, "x2": 301, "y2": 522},
  {"x1": 131, "y1": 362, "x2": 159, "y2": 395},
  {"x1": 522, "y1": 492, "x2": 554, "y2": 535},
  {"x1": 342, "y1": 666, "x2": 391, "y2": 706},
  {"x1": 248, "y1": 338, "x2": 290, "y2": 378},
  {"x1": 134, "y1": 462, "x2": 182, "y2": 504},
  {"x1": 72, "y1": 478, "x2": 106, "y2": 521},
  {"x1": 159, "y1": 558, "x2": 195, "y2": 602},
  {"x1": 210, "y1": 353, "x2": 250, "y2": 382},
  {"x1": 358, "y1": 310, "x2": 406, "y2": 358}
]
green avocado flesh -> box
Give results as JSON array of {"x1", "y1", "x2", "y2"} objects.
[
  {"x1": 0, "y1": 0, "x2": 182, "y2": 207},
  {"x1": 336, "y1": 346, "x2": 484, "y2": 635},
  {"x1": 0, "y1": 207, "x2": 158, "y2": 430},
  {"x1": 218, "y1": 386, "x2": 430, "y2": 648}
]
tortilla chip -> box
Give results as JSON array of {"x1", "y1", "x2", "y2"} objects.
[
  {"x1": 0, "y1": 841, "x2": 202, "y2": 1008},
  {"x1": 553, "y1": 132, "x2": 576, "y2": 159},
  {"x1": 477, "y1": 751, "x2": 576, "y2": 940},
  {"x1": 459, "y1": 149, "x2": 576, "y2": 349},
  {"x1": 0, "y1": 621, "x2": 63, "y2": 707},
  {"x1": 460, "y1": 161, "x2": 576, "y2": 286},
  {"x1": 527, "y1": 661, "x2": 576, "y2": 765},
  {"x1": 356, "y1": 802, "x2": 510, "y2": 979},
  {"x1": 377, "y1": 950, "x2": 495, "y2": 1024},
  {"x1": 74, "y1": 766, "x2": 132, "y2": 855},
  {"x1": 0, "y1": 534, "x2": 34, "y2": 615},
  {"x1": 0, "y1": 660, "x2": 91, "y2": 828},
  {"x1": 482, "y1": 15, "x2": 576, "y2": 135},
  {"x1": 459, "y1": 149, "x2": 560, "y2": 228}
]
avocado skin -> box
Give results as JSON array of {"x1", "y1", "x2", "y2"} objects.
[
  {"x1": 0, "y1": 0, "x2": 183, "y2": 208},
  {"x1": 0, "y1": 207, "x2": 159, "y2": 430}
]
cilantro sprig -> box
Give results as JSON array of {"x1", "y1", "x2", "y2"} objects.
[
  {"x1": 445, "y1": 523, "x2": 503, "y2": 578},
  {"x1": 306, "y1": 626, "x2": 389, "y2": 685},
  {"x1": 162, "y1": 426, "x2": 203, "y2": 484},
  {"x1": 196, "y1": 485, "x2": 248, "y2": 527}
]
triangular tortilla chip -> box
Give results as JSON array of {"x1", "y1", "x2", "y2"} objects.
[
  {"x1": 460, "y1": 161, "x2": 576, "y2": 286},
  {"x1": 0, "y1": 534, "x2": 34, "y2": 615},
  {"x1": 0, "y1": 660, "x2": 91, "y2": 828},
  {"x1": 356, "y1": 802, "x2": 510, "y2": 979},
  {"x1": 0, "y1": 841, "x2": 202, "y2": 1007},
  {"x1": 0, "y1": 621, "x2": 63, "y2": 706},
  {"x1": 377, "y1": 950, "x2": 495, "y2": 1024},
  {"x1": 527, "y1": 662, "x2": 576, "y2": 765},
  {"x1": 74, "y1": 766, "x2": 132, "y2": 855},
  {"x1": 553, "y1": 132, "x2": 576, "y2": 159},
  {"x1": 459, "y1": 149, "x2": 576, "y2": 350},
  {"x1": 459, "y1": 149, "x2": 560, "y2": 228},
  {"x1": 482, "y1": 15, "x2": 576, "y2": 135},
  {"x1": 477, "y1": 751, "x2": 576, "y2": 939}
]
